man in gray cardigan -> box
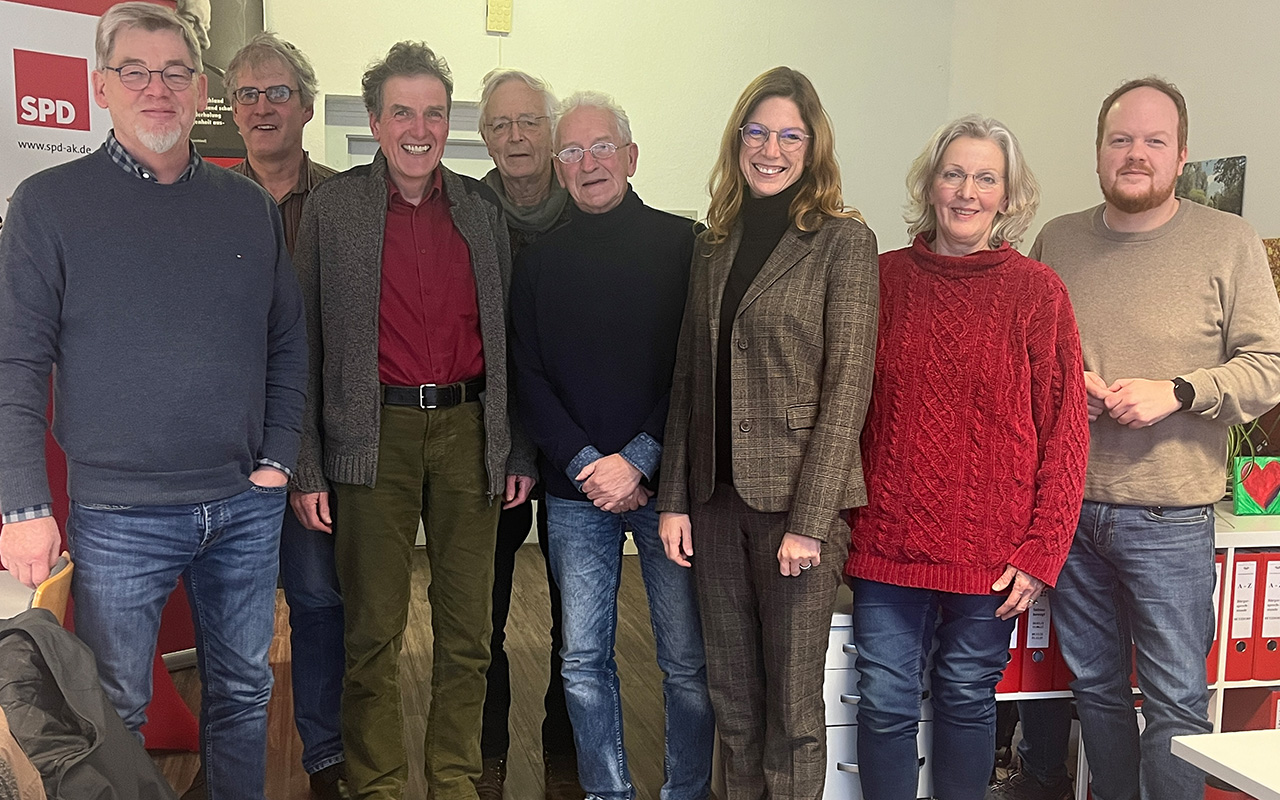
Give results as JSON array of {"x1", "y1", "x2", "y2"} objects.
[{"x1": 290, "y1": 41, "x2": 535, "y2": 800}]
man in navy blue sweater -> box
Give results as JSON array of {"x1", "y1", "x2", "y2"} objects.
[
  {"x1": 0, "y1": 5, "x2": 306, "y2": 798},
  {"x1": 509, "y1": 90, "x2": 714, "y2": 800}
]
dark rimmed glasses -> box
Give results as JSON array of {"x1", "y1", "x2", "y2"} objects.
[
  {"x1": 103, "y1": 64, "x2": 197, "y2": 92},
  {"x1": 739, "y1": 123, "x2": 810, "y2": 151},
  {"x1": 554, "y1": 142, "x2": 619, "y2": 164},
  {"x1": 233, "y1": 85, "x2": 299, "y2": 105}
]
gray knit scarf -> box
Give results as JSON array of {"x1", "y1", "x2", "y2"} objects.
[{"x1": 482, "y1": 169, "x2": 570, "y2": 233}]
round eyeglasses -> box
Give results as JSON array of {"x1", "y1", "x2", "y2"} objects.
[
  {"x1": 739, "y1": 123, "x2": 810, "y2": 151},
  {"x1": 233, "y1": 85, "x2": 299, "y2": 105},
  {"x1": 104, "y1": 64, "x2": 197, "y2": 92},
  {"x1": 936, "y1": 169, "x2": 1004, "y2": 193},
  {"x1": 486, "y1": 115, "x2": 549, "y2": 136},
  {"x1": 554, "y1": 142, "x2": 619, "y2": 164}
]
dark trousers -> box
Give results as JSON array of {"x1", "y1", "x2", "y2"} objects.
[
  {"x1": 690, "y1": 484, "x2": 846, "y2": 800},
  {"x1": 333, "y1": 402, "x2": 501, "y2": 800},
  {"x1": 480, "y1": 497, "x2": 577, "y2": 765},
  {"x1": 1015, "y1": 699, "x2": 1073, "y2": 785},
  {"x1": 279, "y1": 505, "x2": 345, "y2": 776}
]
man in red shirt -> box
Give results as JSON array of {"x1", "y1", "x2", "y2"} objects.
[{"x1": 290, "y1": 41, "x2": 536, "y2": 800}]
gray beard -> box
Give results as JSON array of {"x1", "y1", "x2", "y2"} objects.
[{"x1": 135, "y1": 124, "x2": 184, "y2": 155}]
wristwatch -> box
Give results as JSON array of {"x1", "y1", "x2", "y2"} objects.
[{"x1": 1172, "y1": 377, "x2": 1195, "y2": 411}]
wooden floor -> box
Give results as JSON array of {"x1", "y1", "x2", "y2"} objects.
[{"x1": 154, "y1": 544, "x2": 669, "y2": 799}]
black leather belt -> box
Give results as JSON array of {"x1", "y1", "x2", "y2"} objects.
[{"x1": 382, "y1": 378, "x2": 485, "y2": 409}]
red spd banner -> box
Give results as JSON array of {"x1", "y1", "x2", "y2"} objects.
[{"x1": 13, "y1": 49, "x2": 91, "y2": 131}]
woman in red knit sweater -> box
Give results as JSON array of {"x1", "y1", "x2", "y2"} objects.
[{"x1": 846, "y1": 115, "x2": 1090, "y2": 800}]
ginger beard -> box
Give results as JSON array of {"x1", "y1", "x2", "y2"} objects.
[{"x1": 1100, "y1": 160, "x2": 1178, "y2": 214}]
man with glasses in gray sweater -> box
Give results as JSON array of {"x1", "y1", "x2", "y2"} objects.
[{"x1": 0, "y1": 5, "x2": 306, "y2": 798}]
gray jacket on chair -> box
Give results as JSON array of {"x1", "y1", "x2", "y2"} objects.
[{"x1": 0, "y1": 609, "x2": 177, "y2": 800}]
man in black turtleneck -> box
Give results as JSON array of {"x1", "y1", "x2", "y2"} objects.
[{"x1": 509, "y1": 91, "x2": 715, "y2": 800}]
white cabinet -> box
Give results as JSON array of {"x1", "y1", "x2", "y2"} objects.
[
  {"x1": 824, "y1": 721, "x2": 935, "y2": 800},
  {"x1": 824, "y1": 585, "x2": 933, "y2": 800}
]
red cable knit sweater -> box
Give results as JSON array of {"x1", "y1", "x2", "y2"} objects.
[{"x1": 845, "y1": 235, "x2": 1089, "y2": 592}]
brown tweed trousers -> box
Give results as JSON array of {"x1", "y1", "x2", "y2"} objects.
[{"x1": 658, "y1": 215, "x2": 879, "y2": 800}]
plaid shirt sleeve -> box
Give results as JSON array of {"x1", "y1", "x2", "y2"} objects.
[
  {"x1": 2, "y1": 504, "x2": 53, "y2": 524},
  {"x1": 256, "y1": 458, "x2": 293, "y2": 478}
]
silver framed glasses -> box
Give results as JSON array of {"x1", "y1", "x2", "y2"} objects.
[
  {"x1": 103, "y1": 64, "x2": 197, "y2": 92},
  {"x1": 486, "y1": 115, "x2": 549, "y2": 136},
  {"x1": 233, "y1": 85, "x2": 298, "y2": 105},
  {"x1": 739, "y1": 123, "x2": 810, "y2": 151},
  {"x1": 936, "y1": 169, "x2": 1004, "y2": 193},
  {"x1": 554, "y1": 142, "x2": 619, "y2": 164}
]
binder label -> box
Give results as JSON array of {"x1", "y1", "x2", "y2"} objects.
[
  {"x1": 1214, "y1": 560, "x2": 1224, "y2": 627},
  {"x1": 1026, "y1": 603, "x2": 1051, "y2": 649},
  {"x1": 1262, "y1": 561, "x2": 1280, "y2": 638},
  {"x1": 1232, "y1": 559, "x2": 1259, "y2": 640}
]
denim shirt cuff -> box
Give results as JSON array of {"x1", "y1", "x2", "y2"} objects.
[
  {"x1": 566, "y1": 445, "x2": 605, "y2": 492},
  {"x1": 619, "y1": 433, "x2": 662, "y2": 480}
]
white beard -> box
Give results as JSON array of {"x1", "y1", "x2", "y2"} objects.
[{"x1": 134, "y1": 123, "x2": 184, "y2": 155}]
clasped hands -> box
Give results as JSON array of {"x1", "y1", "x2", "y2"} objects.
[
  {"x1": 576, "y1": 453, "x2": 652, "y2": 513},
  {"x1": 1084, "y1": 371, "x2": 1181, "y2": 429}
]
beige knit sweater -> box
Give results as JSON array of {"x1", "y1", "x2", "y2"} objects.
[{"x1": 1031, "y1": 200, "x2": 1280, "y2": 507}]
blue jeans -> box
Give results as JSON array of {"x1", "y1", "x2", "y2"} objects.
[
  {"x1": 69, "y1": 485, "x2": 284, "y2": 800},
  {"x1": 1052, "y1": 501, "x2": 1215, "y2": 800},
  {"x1": 279, "y1": 505, "x2": 344, "y2": 775},
  {"x1": 852, "y1": 578, "x2": 1016, "y2": 800},
  {"x1": 546, "y1": 495, "x2": 714, "y2": 800}
]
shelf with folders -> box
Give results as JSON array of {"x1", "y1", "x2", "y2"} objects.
[
  {"x1": 990, "y1": 505, "x2": 1280, "y2": 712},
  {"x1": 1207, "y1": 504, "x2": 1280, "y2": 733}
]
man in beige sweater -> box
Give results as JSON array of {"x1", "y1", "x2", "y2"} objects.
[{"x1": 1027, "y1": 77, "x2": 1280, "y2": 800}]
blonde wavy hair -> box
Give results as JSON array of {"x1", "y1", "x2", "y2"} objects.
[
  {"x1": 705, "y1": 67, "x2": 861, "y2": 245},
  {"x1": 903, "y1": 114, "x2": 1040, "y2": 248}
]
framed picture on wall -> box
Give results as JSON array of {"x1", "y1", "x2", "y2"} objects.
[{"x1": 1176, "y1": 155, "x2": 1246, "y2": 216}]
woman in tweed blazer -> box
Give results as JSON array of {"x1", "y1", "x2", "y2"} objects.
[{"x1": 657, "y1": 67, "x2": 878, "y2": 800}]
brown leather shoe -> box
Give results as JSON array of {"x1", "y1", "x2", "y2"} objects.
[
  {"x1": 309, "y1": 761, "x2": 349, "y2": 800},
  {"x1": 543, "y1": 752, "x2": 582, "y2": 800},
  {"x1": 475, "y1": 756, "x2": 506, "y2": 800}
]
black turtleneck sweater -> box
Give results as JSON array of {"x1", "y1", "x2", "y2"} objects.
[
  {"x1": 715, "y1": 182, "x2": 801, "y2": 483},
  {"x1": 511, "y1": 187, "x2": 695, "y2": 500}
]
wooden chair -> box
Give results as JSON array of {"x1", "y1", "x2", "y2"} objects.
[
  {"x1": 32, "y1": 551, "x2": 73, "y2": 625},
  {"x1": 0, "y1": 551, "x2": 74, "y2": 625}
]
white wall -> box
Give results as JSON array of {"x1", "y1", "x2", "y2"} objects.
[
  {"x1": 949, "y1": 0, "x2": 1280, "y2": 243},
  {"x1": 267, "y1": 0, "x2": 1280, "y2": 249},
  {"x1": 267, "y1": 0, "x2": 955, "y2": 249}
]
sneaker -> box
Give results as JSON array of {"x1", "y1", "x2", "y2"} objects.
[
  {"x1": 543, "y1": 751, "x2": 583, "y2": 800},
  {"x1": 309, "y1": 761, "x2": 349, "y2": 800},
  {"x1": 986, "y1": 768, "x2": 1073, "y2": 800},
  {"x1": 475, "y1": 756, "x2": 506, "y2": 800}
]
